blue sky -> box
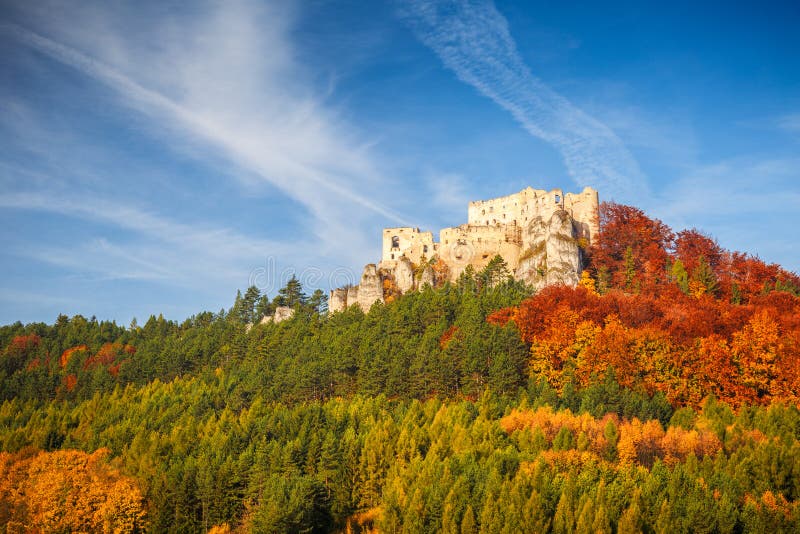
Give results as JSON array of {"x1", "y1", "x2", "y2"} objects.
[{"x1": 1, "y1": 0, "x2": 798, "y2": 325}]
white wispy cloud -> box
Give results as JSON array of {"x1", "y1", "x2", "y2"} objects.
[
  {"x1": 586, "y1": 99, "x2": 700, "y2": 172},
  {"x1": 0, "y1": 289, "x2": 78, "y2": 308},
  {"x1": 424, "y1": 171, "x2": 472, "y2": 226},
  {"x1": 399, "y1": 0, "x2": 647, "y2": 201},
  {"x1": 0, "y1": 191, "x2": 300, "y2": 285},
  {"x1": 1, "y1": 0, "x2": 410, "y2": 263},
  {"x1": 650, "y1": 157, "x2": 800, "y2": 272}
]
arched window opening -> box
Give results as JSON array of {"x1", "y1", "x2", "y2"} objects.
[{"x1": 391, "y1": 235, "x2": 400, "y2": 248}]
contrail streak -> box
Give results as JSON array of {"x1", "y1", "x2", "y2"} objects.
[{"x1": 400, "y1": 0, "x2": 648, "y2": 200}]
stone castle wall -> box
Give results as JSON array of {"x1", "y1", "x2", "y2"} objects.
[
  {"x1": 381, "y1": 227, "x2": 436, "y2": 266},
  {"x1": 439, "y1": 224, "x2": 522, "y2": 279},
  {"x1": 467, "y1": 186, "x2": 598, "y2": 244},
  {"x1": 330, "y1": 185, "x2": 599, "y2": 313}
]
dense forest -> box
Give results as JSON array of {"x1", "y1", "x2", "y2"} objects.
[{"x1": 1, "y1": 202, "x2": 799, "y2": 532}]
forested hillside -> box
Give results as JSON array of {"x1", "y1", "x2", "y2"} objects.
[{"x1": 1, "y1": 202, "x2": 799, "y2": 533}]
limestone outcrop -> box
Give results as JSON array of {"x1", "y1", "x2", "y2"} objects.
[
  {"x1": 545, "y1": 210, "x2": 582, "y2": 286},
  {"x1": 516, "y1": 210, "x2": 581, "y2": 290},
  {"x1": 328, "y1": 264, "x2": 385, "y2": 313},
  {"x1": 357, "y1": 264, "x2": 384, "y2": 310},
  {"x1": 419, "y1": 264, "x2": 435, "y2": 289},
  {"x1": 256, "y1": 305, "x2": 296, "y2": 326},
  {"x1": 393, "y1": 257, "x2": 415, "y2": 293},
  {"x1": 330, "y1": 288, "x2": 348, "y2": 313},
  {"x1": 273, "y1": 306, "x2": 295, "y2": 323}
]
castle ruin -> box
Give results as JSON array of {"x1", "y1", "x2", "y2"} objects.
[{"x1": 330, "y1": 186, "x2": 599, "y2": 313}]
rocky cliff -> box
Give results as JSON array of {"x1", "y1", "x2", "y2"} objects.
[{"x1": 516, "y1": 209, "x2": 581, "y2": 290}]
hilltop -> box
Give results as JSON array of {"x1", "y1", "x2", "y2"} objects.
[{"x1": 0, "y1": 200, "x2": 799, "y2": 532}]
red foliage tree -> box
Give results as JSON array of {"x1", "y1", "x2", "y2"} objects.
[
  {"x1": 511, "y1": 200, "x2": 800, "y2": 407},
  {"x1": 8, "y1": 334, "x2": 41, "y2": 354},
  {"x1": 674, "y1": 229, "x2": 723, "y2": 273},
  {"x1": 590, "y1": 202, "x2": 674, "y2": 292}
]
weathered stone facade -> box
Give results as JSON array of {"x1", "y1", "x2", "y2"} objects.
[{"x1": 329, "y1": 186, "x2": 598, "y2": 313}]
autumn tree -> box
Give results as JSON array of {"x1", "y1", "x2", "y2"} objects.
[{"x1": 590, "y1": 202, "x2": 674, "y2": 292}]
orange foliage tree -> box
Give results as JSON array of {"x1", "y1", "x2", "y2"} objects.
[
  {"x1": 589, "y1": 202, "x2": 800, "y2": 303},
  {"x1": 503, "y1": 280, "x2": 800, "y2": 407},
  {"x1": 500, "y1": 198, "x2": 800, "y2": 408},
  {"x1": 501, "y1": 406, "x2": 721, "y2": 468},
  {"x1": 589, "y1": 202, "x2": 674, "y2": 293},
  {"x1": 0, "y1": 448, "x2": 147, "y2": 532}
]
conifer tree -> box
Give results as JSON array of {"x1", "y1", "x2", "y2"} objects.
[
  {"x1": 690, "y1": 255, "x2": 719, "y2": 296},
  {"x1": 460, "y1": 504, "x2": 477, "y2": 534},
  {"x1": 553, "y1": 481, "x2": 577, "y2": 534},
  {"x1": 670, "y1": 259, "x2": 689, "y2": 294},
  {"x1": 274, "y1": 276, "x2": 307, "y2": 308},
  {"x1": 575, "y1": 497, "x2": 595, "y2": 534}
]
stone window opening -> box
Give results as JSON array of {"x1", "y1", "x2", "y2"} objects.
[
  {"x1": 391, "y1": 236, "x2": 400, "y2": 248},
  {"x1": 555, "y1": 194, "x2": 561, "y2": 204},
  {"x1": 391, "y1": 254, "x2": 395, "y2": 259},
  {"x1": 423, "y1": 245, "x2": 428, "y2": 254}
]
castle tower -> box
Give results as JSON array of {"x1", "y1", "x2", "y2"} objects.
[{"x1": 380, "y1": 227, "x2": 436, "y2": 265}]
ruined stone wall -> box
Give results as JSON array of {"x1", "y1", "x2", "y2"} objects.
[
  {"x1": 562, "y1": 187, "x2": 599, "y2": 243},
  {"x1": 439, "y1": 224, "x2": 521, "y2": 278},
  {"x1": 328, "y1": 185, "x2": 599, "y2": 313},
  {"x1": 468, "y1": 190, "x2": 527, "y2": 227},
  {"x1": 381, "y1": 227, "x2": 435, "y2": 264},
  {"x1": 467, "y1": 187, "x2": 565, "y2": 230},
  {"x1": 468, "y1": 186, "x2": 599, "y2": 246}
]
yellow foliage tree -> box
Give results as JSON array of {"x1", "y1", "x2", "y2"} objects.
[{"x1": 578, "y1": 270, "x2": 597, "y2": 295}]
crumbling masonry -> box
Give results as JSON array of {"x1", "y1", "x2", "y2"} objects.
[{"x1": 330, "y1": 186, "x2": 599, "y2": 312}]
